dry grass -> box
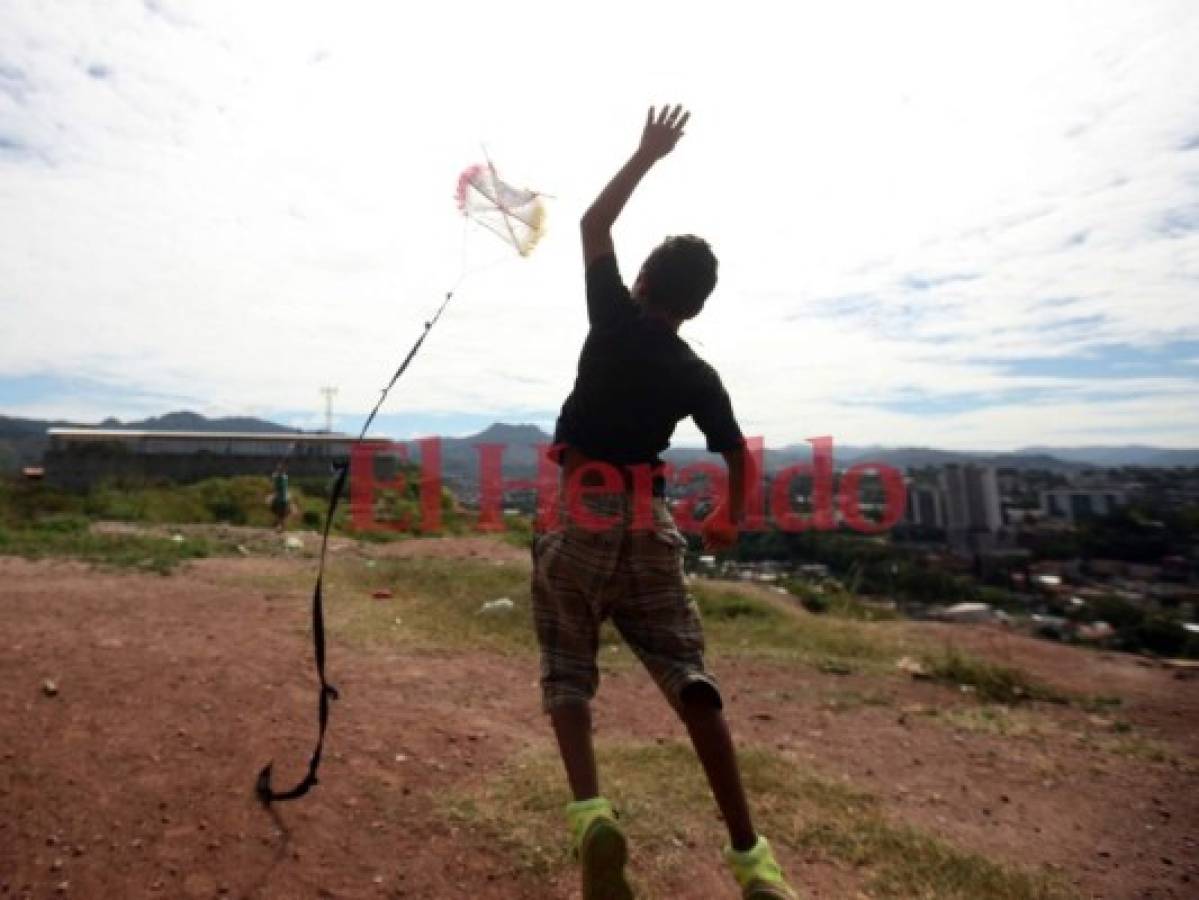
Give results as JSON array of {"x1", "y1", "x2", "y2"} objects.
[{"x1": 922, "y1": 646, "x2": 1068, "y2": 704}]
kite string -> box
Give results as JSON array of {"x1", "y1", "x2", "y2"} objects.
[
  {"x1": 355, "y1": 288, "x2": 455, "y2": 443},
  {"x1": 257, "y1": 183, "x2": 532, "y2": 804},
  {"x1": 357, "y1": 218, "x2": 515, "y2": 443}
]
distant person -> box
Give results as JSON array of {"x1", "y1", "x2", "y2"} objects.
[
  {"x1": 531, "y1": 106, "x2": 797, "y2": 899},
  {"x1": 269, "y1": 464, "x2": 291, "y2": 531}
]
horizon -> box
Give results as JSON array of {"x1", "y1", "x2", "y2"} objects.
[
  {"x1": 2, "y1": 2, "x2": 1198, "y2": 449},
  {"x1": 12, "y1": 408, "x2": 1199, "y2": 456}
]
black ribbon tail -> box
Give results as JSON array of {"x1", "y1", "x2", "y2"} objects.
[
  {"x1": 255, "y1": 464, "x2": 348, "y2": 805},
  {"x1": 254, "y1": 290, "x2": 456, "y2": 805}
]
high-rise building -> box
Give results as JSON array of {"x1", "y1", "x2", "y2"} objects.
[{"x1": 940, "y1": 464, "x2": 1003, "y2": 548}]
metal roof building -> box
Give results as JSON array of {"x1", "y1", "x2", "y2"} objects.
[{"x1": 45, "y1": 428, "x2": 394, "y2": 489}]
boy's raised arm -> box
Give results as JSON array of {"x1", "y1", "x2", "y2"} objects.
[{"x1": 580, "y1": 105, "x2": 691, "y2": 267}]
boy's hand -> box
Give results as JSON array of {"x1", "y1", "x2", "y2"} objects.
[
  {"x1": 579, "y1": 104, "x2": 691, "y2": 265},
  {"x1": 701, "y1": 503, "x2": 739, "y2": 553},
  {"x1": 638, "y1": 105, "x2": 690, "y2": 161}
]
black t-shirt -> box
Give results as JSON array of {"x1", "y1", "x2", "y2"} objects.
[{"x1": 551, "y1": 254, "x2": 744, "y2": 485}]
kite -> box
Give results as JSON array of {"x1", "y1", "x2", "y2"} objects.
[
  {"x1": 456, "y1": 161, "x2": 547, "y2": 257},
  {"x1": 256, "y1": 157, "x2": 546, "y2": 805}
]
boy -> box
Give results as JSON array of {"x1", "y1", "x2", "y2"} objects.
[
  {"x1": 532, "y1": 106, "x2": 798, "y2": 899},
  {"x1": 269, "y1": 463, "x2": 290, "y2": 531}
]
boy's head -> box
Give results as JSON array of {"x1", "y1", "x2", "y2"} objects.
[{"x1": 632, "y1": 234, "x2": 717, "y2": 321}]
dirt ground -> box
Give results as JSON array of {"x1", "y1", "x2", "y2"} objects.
[{"x1": 1, "y1": 536, "x2": 1196, "y2": 899}]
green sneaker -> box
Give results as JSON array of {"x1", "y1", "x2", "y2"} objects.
[
  {"x1": 566, "y1": 797, "x2": 633, "y2": 900},
  {"x1": 724, "y1": 836, "x2": 798, "y2": 899}
]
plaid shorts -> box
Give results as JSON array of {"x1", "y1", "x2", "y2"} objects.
[{"x1": 530, "y1": 494, "x2": 721, "y2": 713}]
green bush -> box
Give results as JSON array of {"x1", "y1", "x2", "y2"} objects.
[
  {"x1": 0, "y1": 524, "x2": 217, "y2": 574},
  {"x1": 77, "y1": 476, "x2": 287, "y2": 528},
  {"x1": 31, "y1": 513, "x2": 90, "y2": 533},
  {"x1": 799, "y1": 591, "x2": 830, "y2": 614},
  {"x1": 0, "y1": 481, "x2": 83, "y2": 524},
  {"x1": 1067, "y1": 594, "x2": 1144, "y2": 630},
  {"x1": 784, "y1": 579, "x2": 898, "y2": 621},
  {"x1": 1128, "y1": 616, "x2": 1192, "y2": 658},
  {"x1": 0, "y1": 472, "x2": 472, "y2": 539}
]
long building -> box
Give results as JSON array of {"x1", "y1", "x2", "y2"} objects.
[
  {"x1": 1040, "y1": 487, "x2": 1128, "y2": 524},
  {"x1": 44, "y1": 428, "x2": 394, "y2": 489}
]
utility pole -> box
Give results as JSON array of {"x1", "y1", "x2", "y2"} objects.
[{"x1": 319, "y1": 386, "x2": 338, "y2": 433}]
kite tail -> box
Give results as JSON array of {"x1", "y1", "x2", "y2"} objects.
[{"x1": 255, "y1": 291, "x2": 455, "y2": 805}]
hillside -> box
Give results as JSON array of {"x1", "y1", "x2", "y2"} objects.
[{"x1": 0, "y1": 530, "x2": 1195, "y2": 897}]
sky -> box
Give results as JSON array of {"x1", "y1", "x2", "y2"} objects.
[{"x1": 2, "y1": 0, "x2": 1198, "y2": 451}]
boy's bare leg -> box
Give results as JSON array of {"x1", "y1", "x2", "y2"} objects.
[
  {"x1": 679, "y1": 689, "x2": 757, "y2": 852},
  {"x1": 550, "y1": 702, "x2": 600, "y2": 800}
]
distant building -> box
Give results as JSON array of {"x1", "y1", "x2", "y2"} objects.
[
  {"x1": 1039, "y1": 488, "x2": 1127, "y2": 524},
  {"x1": 940, "y1": 464, "x2": 1003, "y2": 552},
  {"x1": 45, "y1": 428, "x2": 394, "y2": 489},
  {"x1": 904, "y1": 483, "x2": 946, "y2": 529}
]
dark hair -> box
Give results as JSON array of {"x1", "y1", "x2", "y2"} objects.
[{"x1": 637, "y1": 234, "x2": 718, "y2": 320}]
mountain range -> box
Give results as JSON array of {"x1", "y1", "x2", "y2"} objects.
[{"x1": 2, "y1": 411, "x2": 1198, "y2": 474}]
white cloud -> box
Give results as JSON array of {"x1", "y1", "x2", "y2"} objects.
[{"x1": 1, "y1": 0, "x2": 1198, "y2": 447}]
